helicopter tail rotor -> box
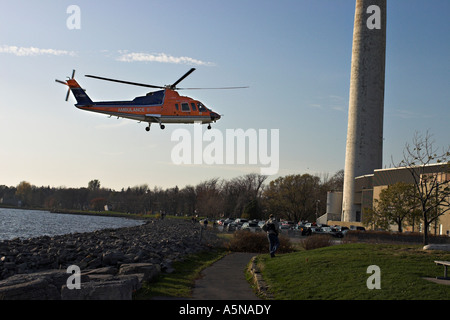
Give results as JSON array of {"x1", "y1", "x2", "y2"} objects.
[{"x1": 55, "y1": 69, "x2": 76, "y2": 101}]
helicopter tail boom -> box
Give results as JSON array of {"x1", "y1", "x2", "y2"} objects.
[
  {"x1": 56, "y1": 70, "x2": 93, "y2": 106},
  {"x1": 66, "y1": 79, "x2": 94, "y2": 106}
]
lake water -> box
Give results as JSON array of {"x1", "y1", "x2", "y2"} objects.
[{"x1": 0, "y1": 208, "x2": 145, "y2": 241}]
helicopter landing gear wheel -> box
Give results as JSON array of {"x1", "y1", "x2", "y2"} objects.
[
  {"x1": 160, "y1": 124, "x2": 165, "y2": 130},
  {"x1": 145, "y1": 123, "x2": 151, "y2": 131},
  {"x1": 207, "y1": 124, "x2": 212, "y2": 130}
]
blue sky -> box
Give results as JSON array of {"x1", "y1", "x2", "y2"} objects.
[{"x1": 0, "y1": 0, "x2": 449, "y2": 190}]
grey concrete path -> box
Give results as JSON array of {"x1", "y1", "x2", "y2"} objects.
[{"x1": 191, "y1": 252, "x2": 260, "y2": 300}]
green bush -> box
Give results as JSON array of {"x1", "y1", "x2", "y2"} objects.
[
  {"x1": 300, "y1": 234, "x2": 333, "y2": 250},
  {"x1": 225, "y1": 230, "x2": 294, "y2": 253}
]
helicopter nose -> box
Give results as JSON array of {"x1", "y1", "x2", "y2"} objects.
[{"x1": 210, "y1": 112, "x2": 221, "y2": 121}]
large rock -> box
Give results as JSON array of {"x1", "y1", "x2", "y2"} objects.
[
  {"x1": 0, "y1": 263, "x2": 158, "y2": 300},
  {"x1": 61, "y1": 275, "x2": 140, "y2": 300},
  {"x1": 0, "y1": 277, "x2": 59, "y2": 300},
  {"x1": 0, "y1": 270, "x2": 86, "y2": 300},
  {"x1": 119, "y1": 263, "x2": 160, "y2": 282},
  {"x1": 102, "y1": 251, "x2": 125, "y2": 265}
]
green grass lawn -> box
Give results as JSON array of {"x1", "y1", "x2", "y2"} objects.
[{"x1": 255, "y1": 243, "x2": 450, "y2": 300}]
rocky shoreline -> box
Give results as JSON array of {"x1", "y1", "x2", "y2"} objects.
[{"x1": 0, "y1": 218, "x2": 221, "y2": 299}]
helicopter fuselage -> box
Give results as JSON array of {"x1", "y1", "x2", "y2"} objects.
[
  {"x1": 76, "y1": 88, "x2": 220, "y2": 125},
  {"x1": 64, "y1": 78, "x2": 220, "y2": 130}
]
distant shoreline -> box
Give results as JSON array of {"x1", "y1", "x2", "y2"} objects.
[
  {"x1": 49, "y1": 209, "x2": 150, "y2": 220},
  {"x1": 0, "y1": 205, "x2": 178, "y2": 221}
]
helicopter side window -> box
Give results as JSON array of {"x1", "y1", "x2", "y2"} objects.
[
  {"x1": 181, "y1": 103, "x2": 190, "y2": 112},
  {"x1": 197, "y1": 103, "x2": 207, "y2": 112},
  {"x1": 175, "y1": 103, "x2": 179, "y2": 111},
  {"x1": 191, "y1": 103, "x2": 197, "y2": 111}
]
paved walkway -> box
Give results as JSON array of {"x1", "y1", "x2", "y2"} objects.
[{"x1": 191, "y1": 252, "x2": 260, "y2": 300}]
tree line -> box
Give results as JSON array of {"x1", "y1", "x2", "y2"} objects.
[{"x1": 1, "y1": 171, "x2": 344, "y2": 222}]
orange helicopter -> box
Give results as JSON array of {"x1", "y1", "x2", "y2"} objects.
[{"x1": 55, "y1": 68, "x2": 247, "y2": 131}]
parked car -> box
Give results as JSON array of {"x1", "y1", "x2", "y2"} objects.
[
  {"x1": 319, "y1": 226, "x2": 345, "y2": 238},
  {"x1": 310, "y1": 226, "x2": 323, "y2": 234},
  {"x1": 320, "y1": 226, "x2": 333, "y2": 233},
  {"x1": 281, "y1": 221, "x2": 295, "y2": 230},
  {"x1": 234, "y1": 218, "x2": 249, "y2": 230},
  {"x1": 350, "y1": 225, "x2": 366, "y2": 231},
  {"x1": 241, "y1": 221, "x2": 261, "y2": 232},
  {"x1": 333, "y1": 225, "x2": 349, "y2": 232},
  {"x1": 223, "y1": 218, "x2": 234, "y2": 227},
  {"x1": 295, "y1": 225, "x2": 312, "y2": 236},
  {"x1": 226, "y1": 222, "x2": 238, "y2": 232}
]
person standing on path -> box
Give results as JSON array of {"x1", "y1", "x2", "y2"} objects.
[{"x1": 263, "y1": 214, "x2": 280, "y2": 257}]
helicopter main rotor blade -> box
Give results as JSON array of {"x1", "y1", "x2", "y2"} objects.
[
  {"x1": 85, "y1": 75, "x2": 165, "y2": 89},
  {"x1": 176, "y1": 86, "x2": 250, "y2": 90},
  {"x1": 85, "y1": 69, "x2": 248, "y2": 91},
  {"x1": 170, "y1": 68, "x2": 196, "y2": 89}
]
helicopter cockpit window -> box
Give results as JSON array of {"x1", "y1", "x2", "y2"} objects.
[
  {"x1": 197, "y1": 103, "x2": 207, "y2": 112},
  {"x1": 181, "y1": 103, "x2": 190, "y2": 112},
  {"x1": 191, "y1": 103, "x2": 197, "y2": 111}
]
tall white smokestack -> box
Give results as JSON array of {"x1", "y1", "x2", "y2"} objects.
[{"x1": 342, "y1": 0, "x2": 386, "y2": 222}]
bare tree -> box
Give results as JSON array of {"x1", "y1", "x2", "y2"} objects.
[
  {"x1": 396, "y1": 131, "x2": 450, "y2": 244},
  {"x1": 195, "y1": 178, "x2": 224, "y2": 218}
]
